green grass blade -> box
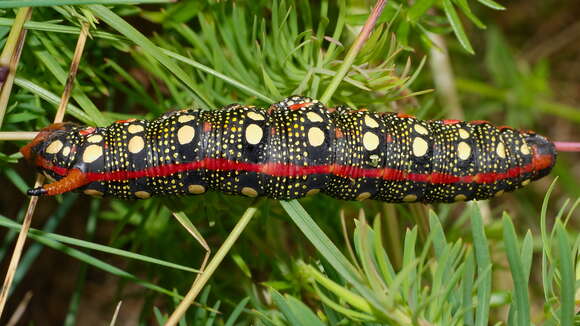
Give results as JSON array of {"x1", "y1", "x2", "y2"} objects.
[
  {"x1": 502, "y1": 213, "x2": 530, "y2": 326},
  {"x1": 224, "y1": 297, "x2": 250, "y2": 326},
  {"x1": 442, "y1": 0, "x2": 475, "y2": 54},
  {"x1": 87, "y1": 5, "x2": 213, "y2": 108},
  {"x1": 555, "y1": 222, "x2": 574, "y2": 326},
  {"x1": 477, "y1": 0, "x2": 506, "y2": 10},
  {"x1": 270, "y1": 289, "x2": 303, "y2": 326},
  {"x1": 29, "y1": 231, "x2": 178, "y2": 298},
  {"x1": 0, "y1": 215, "x2": 199, "y2": 273},
  {"x1": 0, "y1": 0, "x2": 172, "y2": 7},
  {"x1": 469, "y1": 203, "x2": 492, "y2": 326},
  {"x1": 280, "y1": 200, "x2": 388, "y2": 315},
  {"x1": 14, "y1": 77, "x2": 92, "y2": 124}
]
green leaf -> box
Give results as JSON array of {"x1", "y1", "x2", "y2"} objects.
[
  {"x1": 87, "y1": 5, "x2": 214, "y2": 108},
  {"x1": 555, "y1": 222, "x2": 574, "y2": 326},
  {"x1": 470, "y1": 203, "x2": 492, "y2": 326},
  {"x1": 442, "y1": 0, "x2": 475, "y2": 54},
  {"x1": 0, "y1": 0, "x2": 172, "y2": 7},
  {"x1": 477, "y1": 0, "x2": 506, "y2": 10},
  {"x1": 280, "y1": 200, "x2": 389, "y2": 316},
  {"x1": 224, "y1": 297, "x2": 250, "y2": 326},
  {"x1": 407, "y1": 0, "x2": 437, "y2": 23},
  {"x1": 502, "y1": 213, "x2": 530, "y2": 326},
  {"x1": 269, "y1": 288, "x2": 304, "y2": 326}
]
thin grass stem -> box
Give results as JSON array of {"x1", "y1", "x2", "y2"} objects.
[
  {"x1": 165, "y1": 198, "x2": 263, "y2": 326},
  {"x1": 0, "y1": 8, "x2": 32, "y2": 128},
  {"x1": 320, "y1": 0, "x2": 387, "y2": 103}
]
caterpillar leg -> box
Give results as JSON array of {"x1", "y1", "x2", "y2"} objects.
[{"x1": 27, "y1": 169, "x2": 89, "y2": 196}]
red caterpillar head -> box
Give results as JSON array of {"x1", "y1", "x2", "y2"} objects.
[{"x1": 20, "y1": 123, "x2": 82, "y2": 183}]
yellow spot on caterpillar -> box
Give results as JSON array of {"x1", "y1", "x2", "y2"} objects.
[
  {"x1": 128, "y1": 124, "x2": 144, "y2": 134},
  {"x1": 135, "y1": 191, "x2": 151, "y2": 199},
  {"x1": 178, "y1": 115, "x2": 195, "y2": 123},
  {"x1": 245, "y1": 124, "x2": 263, "y2": 145},
  {"x1": 520, "y1": 144, "x2": 530, "y2": 155},
  {"x1": 412, "y1": 137, "x2": 428, "y2": 157},
  {"x1": 308, "y1": 127, "x2": 325, "y2": 147},
  {"x1": 363, "y1": 132, "x2": 379, "y2": 151},
  {"x1": 128, "y1": 136, "x2": 145, "y2": 153},
  {"x1": 454, "y1": 194, "x2": 467, "y2": 201},
  {"x1": 459, "y1": 129, "x2": 470, "y2": 139},
  {"x1": 414, "y1": 124, "x2": 428, "y2": 135},
  {"x1": 87, "y1": 135, "x2": 103, "y2": 143},
  {"x1": 62, "y1": 146, "x2": 70, "y2": 157},
  {"x1": 46, "y1": 140, "x2": 63, "y2": 154},
  {"x1": 356, "y1": 192, "x2": 371, "y2": 201},
  {"x1": 82, "y1": 144, "x2": 103, "y2": 163},
  {"x1": 177, "y1": 125, "x2": 195, "y2": 145},
  {"x1": 457, "y1": 142, "x2": 471, "y2": 160},
  {"x1": 403, "y1": 194, "x2": 417, "y2": 202},
  {"x1": 494, "y1": 190, "x2": 504, "y2": 197},
  {"x1": 188, "y1": 184, "x2": 206, "y2": 194},
  {"x1": 307, "y1": 112, "x2": 324, "y2": 122},
  {"x1": 241, "y1": 187, "x2": 258, "y2": 197},
  {"x1": 496, "y1": 142, "x2": 506, "y2": 158},
  {"x1": 84, "y1": 189, "x2": 104, "y2": 197},
  {"x1": 247, "y1": 112, "x2": 265, "y2": 121},
  {"x1": 364, "y1": 115, "x2": 379, "y2": 128}
]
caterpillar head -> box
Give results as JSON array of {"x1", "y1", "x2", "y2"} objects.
[
  {"x1": 524, "y1": 132, "x2": 557, "y2": 180},
  {"x1": 20, "y1": 123, "x2": 82, "y2": 181}
]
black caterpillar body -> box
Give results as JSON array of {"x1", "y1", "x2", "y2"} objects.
[{"x1": 21, "y1": 96, "x2": 556, "y2": 203}]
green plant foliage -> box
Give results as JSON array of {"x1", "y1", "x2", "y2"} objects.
[{"x1": 0, "y1": 0, "x2": 578, "y2": 325}]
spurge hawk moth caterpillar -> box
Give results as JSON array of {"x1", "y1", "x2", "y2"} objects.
[{"x1": 21, "y1": 96, "x2": 556, "y2": 203}]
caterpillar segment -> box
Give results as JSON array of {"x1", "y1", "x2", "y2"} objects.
[{"x1": 21, "y1": 96, "x2": 556, "y2": 203}]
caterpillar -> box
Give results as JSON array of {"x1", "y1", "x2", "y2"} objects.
[{"x1": 21, "y1": 96, "x2": 556, "y2": 203}]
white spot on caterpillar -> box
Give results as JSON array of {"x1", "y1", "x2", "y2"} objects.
[
  {"x1": 177, "y1": 125, "x2": 195, "y2": 145},
  {"x1": 84, "y1": 189, "x2": 103, "y2": 197},
  {"x1": 414, "y1": 124, "x2": 429, "y2": 135},
  {"x1": 412, "y1": 137, "x2": 428, "y2": 157},
  {"x1": 128, "y1": 136, "x2": 145, "y2": 153},
  {"x1": 308, "y1": 127, "x2": 325, "y2": 147},
  {"x1": 520, "y1": 143, "x2": 530, "y2": 155},
  {"x1": 82, "y1": 144, "x2": 103, "y2": 163},
  {"x1": 403, "y1": 194, "x2": 417, "y2": 202},
  {"x1": 245, "y1": 124, "x2": 263, "y2": 145},
  {"x1": 178, "y1": 115, "x2": 195, "y2": 123},
  {"x1": 496, "y1": 142, "x2": 506, "y2": 158},
  {"x1": 457, "y1": 141, "x2": 471, "y2": 160},
  {"x1": 363, "y1": 132, "x2": 379, "y2": 151},
  {"x1": 128, "y1": 124, "x2": 144, "y2": 134},
  {"x1": 45, "y1": 140, "x2": 63, "y2": 154},
  {"x1": 188, "y1": 184, "x2": 205, "y2": 194},
  {"x1": 307, "y1": 112, "x2": 324, "y2": 122},
  {"x1": 247, "y1": 112, "x2": 265, "y2": 121},
  {"x1": 364, "y1": 115, "x2": 379, "y2": 128},
  {"x1": 241, "y1": 187, "x2": 258, "y2": 197},
  {"x1": 135, "y1": 191, "x2": 151, "y2": 199},
  {"x1": 459, "y1": 128, "x2": 470, "y2": 139},
  {"x1": 87, "y1": 135, "x2": 103, "y2": 143},
  {"x1": 62, "y1": 146, "x2": 70, "y2": 157},
  {"x1": 356, "y1": 192, "x2": 371, "y2": 201}
]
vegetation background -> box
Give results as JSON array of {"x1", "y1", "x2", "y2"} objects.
[{"x1": 0, "y1": 0, "x2": 578, "y2": 325}]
